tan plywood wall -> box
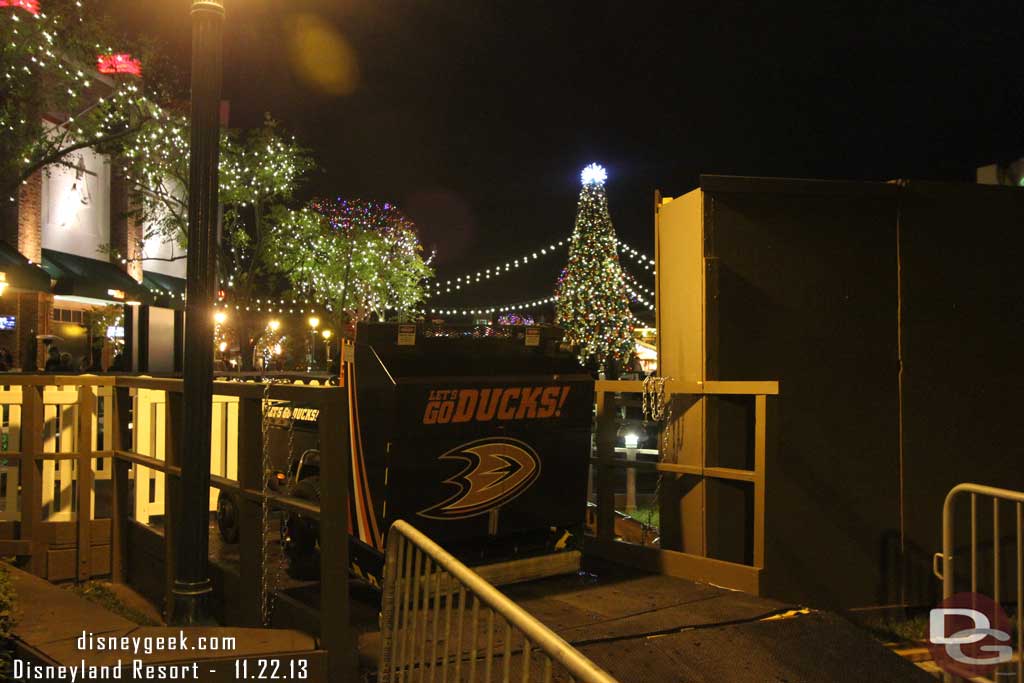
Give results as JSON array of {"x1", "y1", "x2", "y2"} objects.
[{"x1": 655, "y1": 189, "x2": 704, "y2": 383}]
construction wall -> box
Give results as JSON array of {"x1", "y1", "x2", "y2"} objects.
[
  {"x1": 898, "y1": 181, "x2": 1024, "y2": 606},
  {"x1": 657, "y1": 175, "x2": 1024, "y2": 608}
]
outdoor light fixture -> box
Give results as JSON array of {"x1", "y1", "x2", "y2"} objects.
[
  {"x1": 218, "y1": 341, "x2": 227, "y2": 353},
  {"x1": 268, "y1": 319, "x2": 281, "y2": 331},
  {"x1": 214, "y1": 311, "x2": 227, "y2": 324},
  {"x1": 321, "y1": 329, "x2": 332, "y2": 340},
  {"x1": 624, "y1": 432, "x2": 640, "y2": 449},
  {"x1": 308, "y1": 316, "x2": 320, "y2": 329}
]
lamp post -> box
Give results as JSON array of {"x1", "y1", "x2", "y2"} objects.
[
  {"x1": 307, "y1": 316, "x2": 319, "y2": 370},
  {"x1": 175, "y1": 0, "x2": 224, "y2": 625},
  {"x1": 322, "y1": 329, "x2": 333, "y2": 366}
]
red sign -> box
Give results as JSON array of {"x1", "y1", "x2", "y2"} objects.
[
  {"x1": 97, "y1": 54, "x2": 142, "y2": 77},
  {"x1": 0, "y1": 0, "x2": 40, "y2": 14}
]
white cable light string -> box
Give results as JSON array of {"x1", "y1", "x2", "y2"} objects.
[{"x1": 425, "y1": 237, "x2": 654, "y2": 299}]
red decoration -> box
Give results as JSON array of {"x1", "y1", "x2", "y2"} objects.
[
  {"x1": 97, "y1": 54, "x2": 143, "y2": 77},
  {"x1": 0, "y1": 0, "x2": 40, "y2": 15}
]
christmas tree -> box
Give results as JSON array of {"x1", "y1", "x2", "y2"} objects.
[{"x1": 555, "y1": 164, "x2": 635, "y2": 373}]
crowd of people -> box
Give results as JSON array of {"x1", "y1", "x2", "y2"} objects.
[{"x1": 0, "y1": 344, "x2": 113, "y2": 372}]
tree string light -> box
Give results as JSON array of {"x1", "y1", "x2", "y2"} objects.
[{"x1": 555, "y1": 164, "x2": 635, "y2": 372}]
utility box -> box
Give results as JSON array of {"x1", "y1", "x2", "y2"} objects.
[{"x1": 656, "y1": 175, "x2": 1024, "y2": 608}]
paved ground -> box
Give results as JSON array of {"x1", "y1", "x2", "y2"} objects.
[
  {"x1": 208, "y1": 522, "x2": 933, "y2": 682},
  {"x1": 8, "y1": 565, "x2": 327, "y2": 682}
]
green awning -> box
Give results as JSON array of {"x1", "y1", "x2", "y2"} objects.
[
  {"x1": 0, "y1": 240, "x2": 52, "y2": 292},
  {"x1": 42, "y1": 249, "x2": 154, "y2": 305},
  {"x1": 143, "y1": 271, "x2": 186, "y2": 310}
]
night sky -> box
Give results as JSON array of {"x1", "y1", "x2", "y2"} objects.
[{"x1": 103, "y1": 1, "x2": 1024, "y2": 311}]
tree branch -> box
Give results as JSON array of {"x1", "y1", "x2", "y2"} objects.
[{"x1": 14, "y1": 120, "x2": 152, "y2": 188}]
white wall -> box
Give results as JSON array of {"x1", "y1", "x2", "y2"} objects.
[
  {"x1": 148, "y1": 307, "x2": 176, "y2": 372},
  {"x1": 142, "y1": 233, "x2": 187, "y2": 278},
  {"x1": 141, "y1": 177, "x2": 187, "y2": 278},
  {"x1": 41, "y1": 148, "x2": 111, "y2": 260}
]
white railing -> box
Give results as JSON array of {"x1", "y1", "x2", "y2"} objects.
[
  {"x1": 934, "y1": 483, "x2": 1023, "y2": 682},
  {"x1": 379, "y1": 519, "x2": 619, "y2": 683}
]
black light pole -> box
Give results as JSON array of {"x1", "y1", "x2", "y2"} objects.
[{"x1": 174, "y1": 0, "x2": 224, "y2": 625}]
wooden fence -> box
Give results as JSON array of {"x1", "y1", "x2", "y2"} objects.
[
  {"x1": 588, "y1": 379, "x2": 779, "y2": 595},
  {"x1": 0, "y1": 373, "x2": 355, "y2": 680}
]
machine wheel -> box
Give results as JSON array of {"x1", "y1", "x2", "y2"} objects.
[
  {"x1": 282, "y1": 476, "x2": 321, "y2": 580},
  {"x1": 216, "y1": 491, "x2": 240, "y2": 544}
]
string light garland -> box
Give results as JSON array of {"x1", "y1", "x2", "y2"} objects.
[
  {"x1": 425, "y1": 295, "x2": 558, "y2": 318},
  {"x1": 555, "y1": 164, "x2": 635, "y2": 372},
  {"x1": 426, "y1": 240, "x2": 567, "y2": 296},
  {"x1": 426, "y1": 237, "x2": 653, "y2": 299}
]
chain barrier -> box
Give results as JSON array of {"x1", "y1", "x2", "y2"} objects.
[
  {"x1": 642, "y1": 375, "x2": 673, "y2": 539},
  {"x1": 258, "y1": 380, "x2": 275, "y2": 626},
  {"x1": 258, "y1": 376, "x2": 298, "y2": 626}
]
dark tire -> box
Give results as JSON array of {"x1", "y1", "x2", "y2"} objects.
[
  {"x1": 216, "y1": 491, "x2": 240, "y2": 544},
  {"x1": 282, "y1": 476, "x2": 321, "y2": 580}
]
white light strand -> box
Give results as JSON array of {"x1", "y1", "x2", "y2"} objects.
[
  {"x1": 426, "y1": 295, "x2": 559, "y2": 318},
  {"x1": 425, "y1": 240, "x2": 567, "y2": 297},
  {"x1": 427, "y1": 237, "x2": 654, "y2": 299},
  {"x1": 213, "y1": 298, "x2": 333, "y2": 315}
]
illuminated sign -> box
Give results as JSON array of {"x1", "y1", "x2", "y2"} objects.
[
  {"x1": 107, "y1": 289, "x2": 126, "y2": 300},
  {"x1": 0, "y1": 316, "x2": 15, "y2": 331},
  {"x1": 0, "y1": 1, "x2": 40, "y2": 15},
  {"x1": 96, "y1": 54, "x2": 142, "y2": 77}
]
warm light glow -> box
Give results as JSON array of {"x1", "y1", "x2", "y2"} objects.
[
  {"x1": 0, "y1": 272, "x2": 7, "y2": 297},
  {"x1": 321, "y1": 329, "x2": 333, "y2": 340},
  {"x1": 0, "y1": 1, "x2": 40, "y2": 15},
  {"x1": 218, "y1": 341, "x2": 227, "y2": 353},
  {"x1": 624, "y1": 433, "x2": 639, "y2": 449},
  {"x1": 273, "y1": 343, "x2": 282, "y2": 356},
  {"x1": 96, "y1": 54, "x2": 143, "y2": 77},
  {"x1": 214, "y1": 311, "x2": 227, "y2": 324},
  {"x1": 268, "y1": 319, "x2": 281, "y2": 331},
  {"x1": 308, "y1": 316, "x2": 320, "y2": 329},
  {"x1": 581, "y1": 163, "x2": 607, "y2": 185}
]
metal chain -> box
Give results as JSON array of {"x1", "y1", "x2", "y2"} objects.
[
  {"x1": 642, "y1": 375, "x2": 669, "y2": 422},
  {"x1": 642, "y1": 375, "x2": 674, "y2": 541},
  {"x1": 258, "y1": 376, "x2": 294, "y2": 626},
  {"x1": 274, "y1": 413, "x2": 298, "y2": 607},
  {"x1": 258, "y1": 380, "x2": 274, "y2": 626}
]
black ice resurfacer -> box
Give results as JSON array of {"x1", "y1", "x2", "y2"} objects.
[{"x1": 268, "y1": 323, "x2": 595, "y2": 587}]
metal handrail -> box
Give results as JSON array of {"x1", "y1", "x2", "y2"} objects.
[
  {"x1": 934, "y1": 482, "x2": 1023, "y2": 683},
  {"x1": 380, "y1": 519, "x2": 619, "y2": 683}
]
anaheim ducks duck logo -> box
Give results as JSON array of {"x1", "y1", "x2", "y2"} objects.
[{"x1": 418, "y1": 438, "x2": 541, "y2": 520}]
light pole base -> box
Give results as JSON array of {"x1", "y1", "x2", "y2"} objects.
[{"x1": 170, "y1": 578, "x2": 216, "y2": 626}]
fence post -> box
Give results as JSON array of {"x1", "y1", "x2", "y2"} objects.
[
  {"x1": 319, "y1": 388, "x2": 355, "y2": 680},
  {"x1": 110, "y1": 385, "x2": 132, "y2": 583},
  {"x1": 752, "y1": 394, "x2": 766, "y2": 570},
  {"x1": 164, "y1": 392, "x2": 184, "y2": 619},
  {"x1": 595, "y1": 388, "x2": 617, "y2": 542},
  {"x1": 20, "y1": 384, "x2": 45, "y2": 576},
  {"x1": 236, "y1": 396, "x2": 264, "y2": 626},
  {"x1": 76, "y1": 384, "x2": 96, "y2": 581}
]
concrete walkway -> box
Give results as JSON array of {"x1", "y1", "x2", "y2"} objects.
[
  {"x1": 359, "y1": 557, "x2": 934, "y2": 683},
  {"x1": 8, "y1": 566, "x2": 328, "y2": 682}
]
